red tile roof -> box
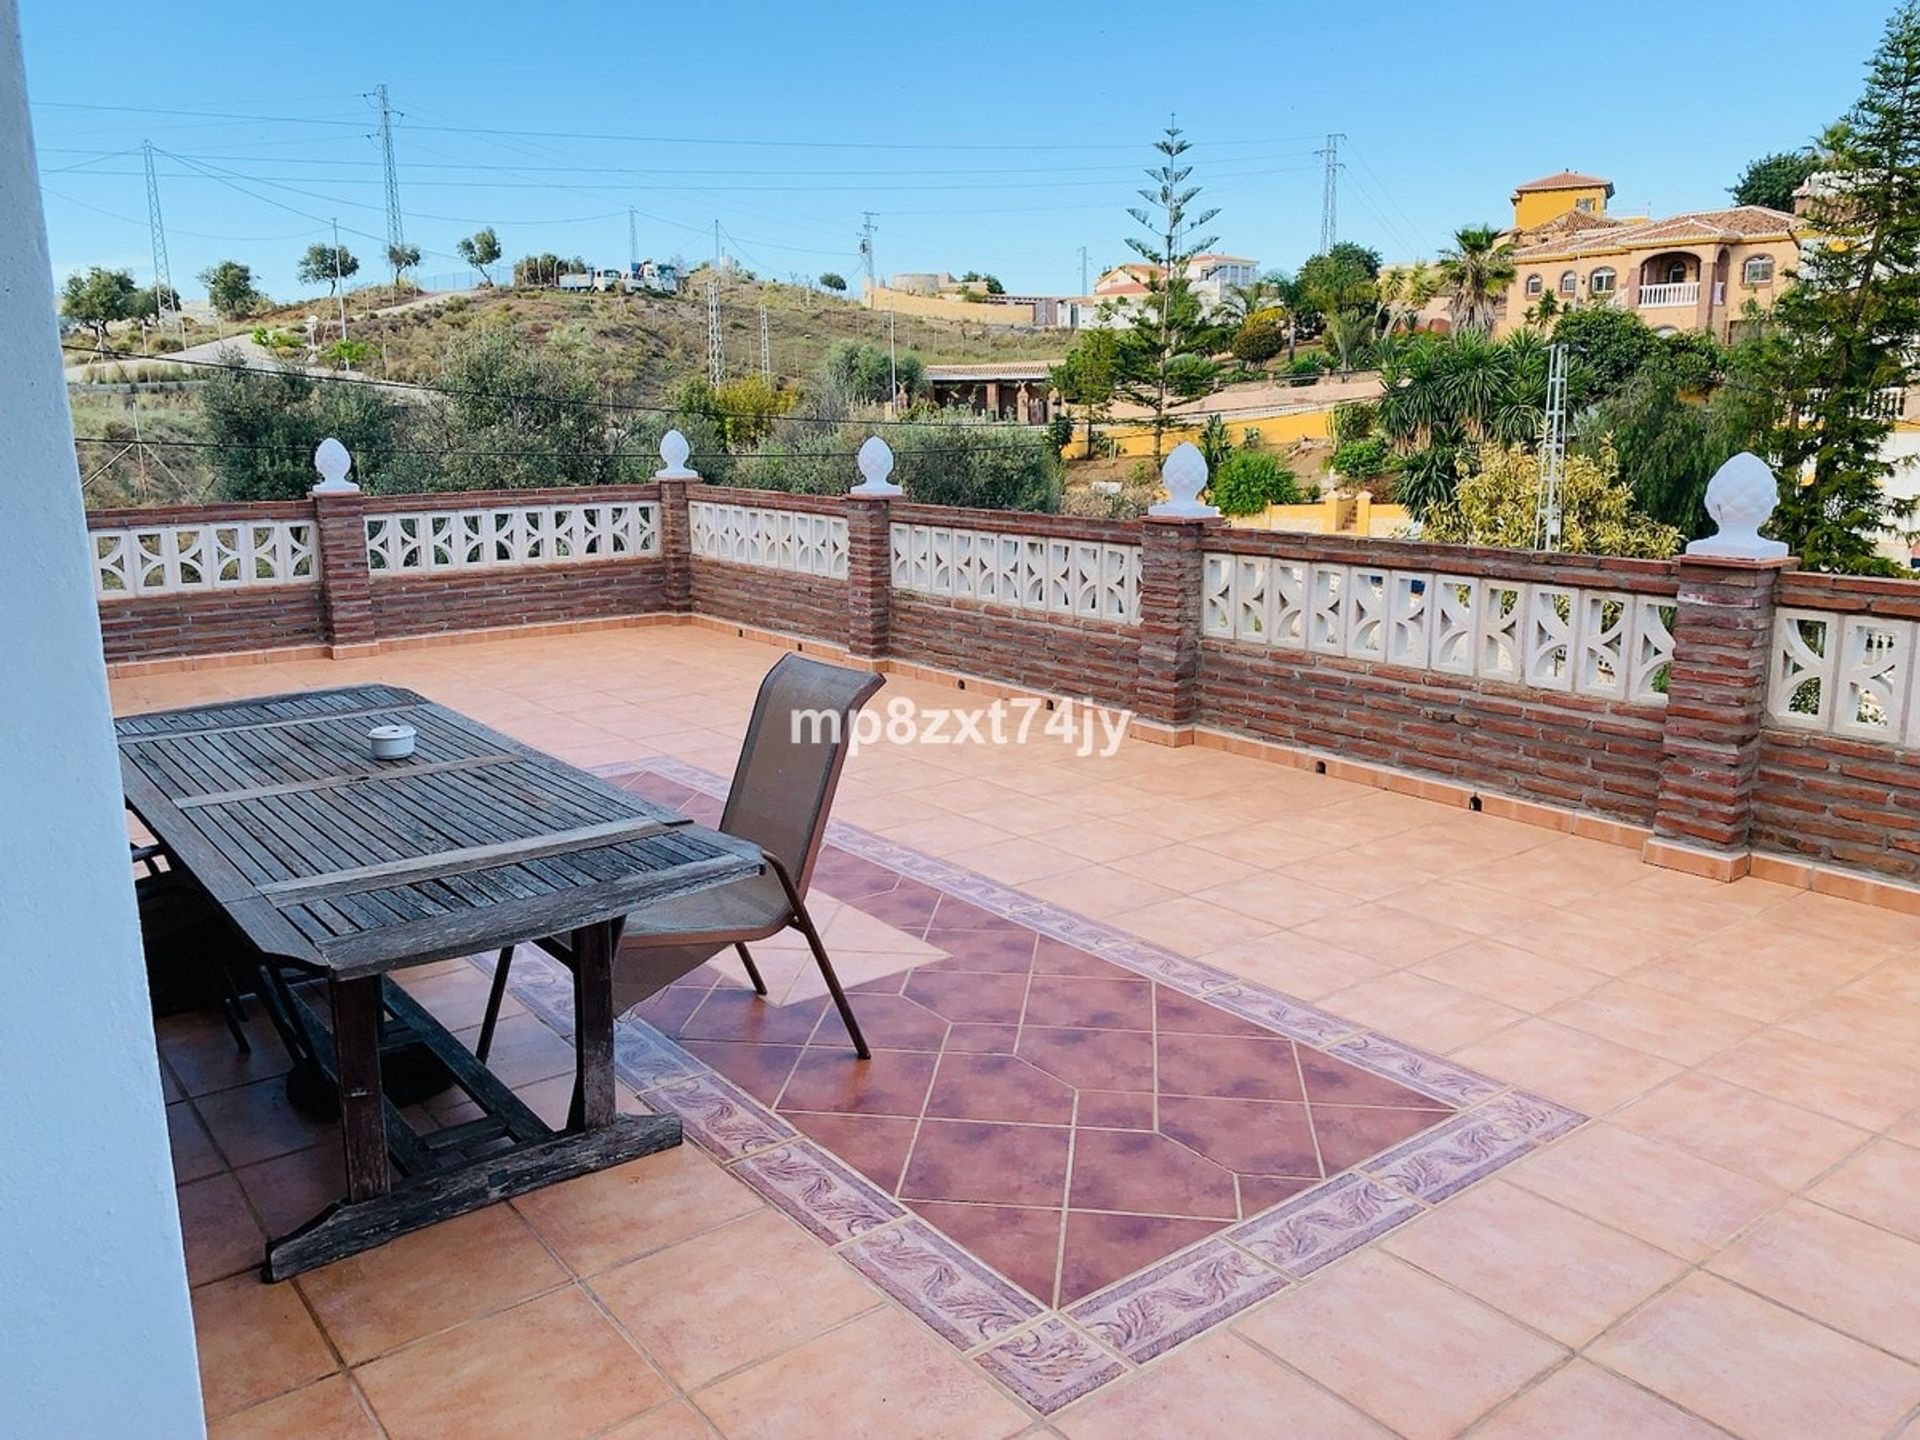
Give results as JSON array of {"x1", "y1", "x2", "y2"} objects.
[
  {"x1": 1514, "y1": 205, "x2": 1801, "y2": 260},
  {"x1": 1512, "y1": 170, "x2": 1615, "y2": 195}
]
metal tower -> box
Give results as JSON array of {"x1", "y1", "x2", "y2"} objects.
[
  {"x1": 707, "y1": 277, "x2": 724, "y2": 385},
  {"x1": 759, "y1": 302, "x2": 771, "y2": 381},
  {"x1": 142, "y1": 140, "x2": 178, "y2": 334},
  {"x1": 373, "y1": 84, "x2": 405, "y2": 274},
  {"x1": 1316, "y1": 133, "x2": 1343, "y2": 252},
  {"x1": 859, "y1": 212, "x2": 877, "y2": 291},
  {"x1": 1316, "y1": 133, "x2": 1344, "y2": 253},
  {"x1": 628, "y1": 207, "x2": 638, "y2": 274},
  {"x1": 1535, "y1": 342, "x2": 1570, "y2": 551}
]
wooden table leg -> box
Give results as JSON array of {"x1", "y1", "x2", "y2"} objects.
[
  {"x1": 330, "y1": 976, "x2": 391, "y2": 1200},
  {"x1": 568, "y1": 920, "x2": 617, "y2": 1131}
]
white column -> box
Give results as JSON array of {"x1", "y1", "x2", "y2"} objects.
[{"x1": 0, "y1": 5, "x2": 206, "y2": 1436}]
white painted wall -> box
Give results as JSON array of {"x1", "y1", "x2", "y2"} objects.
[{"x1": 0, "y1": 4, "x2": 207, "y2": 1434}]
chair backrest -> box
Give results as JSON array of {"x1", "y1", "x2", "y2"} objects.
[{"x1": 720, "y1": 654, "x2": 883, "y2": 895}]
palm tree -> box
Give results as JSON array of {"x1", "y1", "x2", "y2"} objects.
[
  {"x1": 1377, "y1": 260, "x2": 1439, "y2": 335},
  {"x1": 1220, "y1": 276, "x2": 1275, "y2": 324},
  {"x1": 1437, "y1": 225, "x2": 1516, "y2": 336}
]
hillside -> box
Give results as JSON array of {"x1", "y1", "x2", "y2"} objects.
[{"x1": 246, "y1": 273, "x2": 1069, "y2": 400}]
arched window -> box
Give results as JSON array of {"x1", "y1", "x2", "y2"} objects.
[
  {"x1": 1665, "y1": 259, "x2": 1689, "y2": 283},
  {"x1": 1590, "y1": 267, "x2": 1617, "y2": 294},
  {"x1": 1744, "y1": 255, "x2": 1775, "y2": 285},
  {"x1": 1525, "y1": 273, "x2": 1544, "y2": 296},
  {"x1": 1559, "y1": 270, "x2": 1578, "y2": 295}
]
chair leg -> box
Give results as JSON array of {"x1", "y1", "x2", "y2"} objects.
[
  {"x1": 215, "y1": 962, "x2": 252, "y2": 1054},
  {"x1": 476, "y1": 945, "x2": 514, "y2": 1064},
  {"x1": 735, "y1": 942, "x2": 769, "y2": 997},
  {"x1": 763, "y1": 854, "x2": 868, "y2": 1059}
]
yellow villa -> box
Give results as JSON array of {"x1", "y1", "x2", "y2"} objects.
[{"x1": 1495, "y1": 169, "x2": 1805, "y2": 341}]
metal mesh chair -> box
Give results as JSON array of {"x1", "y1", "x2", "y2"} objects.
[{"x1": 477, "y1": 654, "x2": 884, "y2": 1060}]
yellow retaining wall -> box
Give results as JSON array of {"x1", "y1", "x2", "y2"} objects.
[
  {"x1": 863, "y1": 285, "x2": 1038, "y2": 328},
  {"x1": 1106, "y1": 406, "x2": 1331, "y2": 457},
  {"x1": 1228, "y1": 495, "x2": 1411, "y2": 537}
]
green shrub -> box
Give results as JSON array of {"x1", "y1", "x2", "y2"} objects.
[
  {"x1": 1209, "y1": 450, "x2": 1300, "y2": 516},
  {"x1": 1332, "y1": 437, "x2": 1396, "y2": 484}
]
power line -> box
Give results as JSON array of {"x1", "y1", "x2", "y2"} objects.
[{"x1": 33, "y1": 101, "x2": 1326, "y2": 151}]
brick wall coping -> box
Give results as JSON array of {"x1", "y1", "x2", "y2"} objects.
[
  {"x1": 1205, "y1": 527, "x2": 1682, "y2": 596},
  {"x1": 889, "y1": 502, "x2": 1141, "y2": 547},
  {"x1": 359, "y1": 482, "x2": 662, "y2": 514},
  {"x1": 683, "y1": 483, "x2": 845, "y2": 516},
  {"x1": 1776, "y1": 569, "x2": 1920, "y2": 617},
  {"x1": 86, "y1": 500, "x2": 317, "y2": 527}
]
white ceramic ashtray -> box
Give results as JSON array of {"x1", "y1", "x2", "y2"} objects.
[{"x1": 368, "y1": 723, "x2": 417, "y2": 760}]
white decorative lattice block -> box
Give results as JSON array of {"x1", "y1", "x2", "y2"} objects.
[
  {"x1": 689, "y1": 503, "x2": 844, "y2": 577},
  {"x1": 368, "y1": 502, "x2": 658, "y2": 574},
  {"x1": 889, "y1": 522, "x2": 1141, "y2": 626},
  {"x1": 94, "y1": 519, "x2": 316, "y2": 597}
]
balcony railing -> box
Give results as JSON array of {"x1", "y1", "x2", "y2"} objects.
[{"x1": 1635, "y1": 282, "x2": 1699, "y2": 308}]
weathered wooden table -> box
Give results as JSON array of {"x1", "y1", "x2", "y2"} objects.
[{"x1": 118, "y1": 683, "x2": 760, "y2": 1280}]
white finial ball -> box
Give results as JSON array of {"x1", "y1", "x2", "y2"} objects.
[
  {"x1": 1149, "y1": 441, "x2": 1219, "y2": 518},
  {"x1": 1686, "y1": 451, "x2": 1788, "y2": 559},
  {"x1": 312, "y1": 437, "x2": 359, "y2": 494},
  {"x1": 655, "y1": 428, "x2": 695, "y2": 478},
  {"x1": 851, "y1": 435, "x2": 902, "y2": 496}
]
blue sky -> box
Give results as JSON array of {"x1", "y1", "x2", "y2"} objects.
[{"x1": 20, "y1": 0, "x2": 1893, "y2": 303}]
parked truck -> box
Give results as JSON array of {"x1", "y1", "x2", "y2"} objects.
[
  {"x1": 556, "y1": 267, "x2": 625, "y2": 293},
  {"x1": 621, "y1": 260, "x2": 684, "y2": 295}
]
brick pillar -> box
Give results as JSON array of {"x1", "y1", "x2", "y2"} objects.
[
  {"x1": 845, "y1": 495, "x2": 893, "y2": 662},
  {"x1": 311, "y1": 488, "x2": 375, "y2": 653},
  {"x1": 1647, "y1": 555, "x2": 1791, "y2": 878},
  {"x1": 1135, "y1": 516, "x2": 1208, "y2": 734},
  {"x1": 656, "y1": 476, "x2": 693, "y2": 614}
]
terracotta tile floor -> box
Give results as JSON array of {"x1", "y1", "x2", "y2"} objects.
[
  {"x1": 119, "y1": 626, "x2": 1920, "y2": 1438},
  {"x1": 617, "y1": 770, "x2": 1456, "y2": 1312}
]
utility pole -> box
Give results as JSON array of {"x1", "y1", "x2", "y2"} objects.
[
  {"x1": 1316, "y1": 132, "x2": 1345, "y2": 254},
  {"x1": 332, "y1": 218, "x2": 349, "y2": 363},
  {"x1": 713, "y1": 218, "x2": 722, "y2": 272},
  {"x1": 707, "y1": 276, "x2": 724, "y2": 386},
  {"x1": 1077, "y1": 245, "x2": 1089, "y2": 296},
  {"x1": 759, "y1": 301, "x2": 771, "y2": 381},
  {"x1": 1535, "y1": 342, "x2": 1569, "y2": 551},
  {"x1": 628, "y1": 207, "x2": 638, "y2": 274},
  {"x1": 887, "y1": 293, "x2": 898, "y2": 419},
  {"x1": 859, "y1": 212, "x2": 877, "y2": 293},
  {"x1": 373, "y1": 84, "x2": 405, "y2": 284},
  {"x1": 142, "y1": 140, "x2": 178, "y2": 335}
]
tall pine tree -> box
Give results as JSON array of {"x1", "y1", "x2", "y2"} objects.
[
  {"x1": 1116, "y1": 122, "x2": 1222, "y2": 459},
  {"x1": 1763, "y1": 2, "x2": 1920, "y2": 573}
]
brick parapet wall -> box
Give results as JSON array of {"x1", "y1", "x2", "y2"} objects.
[
  {"x1": 1206, "y1": 527, "x2": 1681, "y2": 598},
  {"x1": 312, "y1": 489, "x2": 376, "y2": 649},
  {"x1": 889, "y1": 595, "x2": 1139, "y2": 707},
  {"x1": 88, "y1": 482, "x2": 1920, "y2": 898},
  {"x1": 86, "y1": 500, "x2": 318, "y2": 527},
  {"x1": 357, "y1": 482, "x2": 661, "y2": 514},
  {"x1": 846, "y1": 497, "x2": 892, "y2": 659},
  {"x1": 1197, "y1": 644, "x2": 1668, "y2": 823},
  {"x1": 1136, "y1": 518, "x2": 1209, "y2": 727},
  {"x1": 688, "y1": 558, "x2": 846, "y2": 643},
  {"x1": 1653, "y1": 558, "x2": 1788, "y2": 854}
]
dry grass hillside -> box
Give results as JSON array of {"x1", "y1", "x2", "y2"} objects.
[{"x1": 265, "y1": 273, "x2": 1069, "y2": 399}]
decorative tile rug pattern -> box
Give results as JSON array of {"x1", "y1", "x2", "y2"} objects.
[{"x1": 488, "y1": 758, "x2": 1585, "y2": 1414}]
